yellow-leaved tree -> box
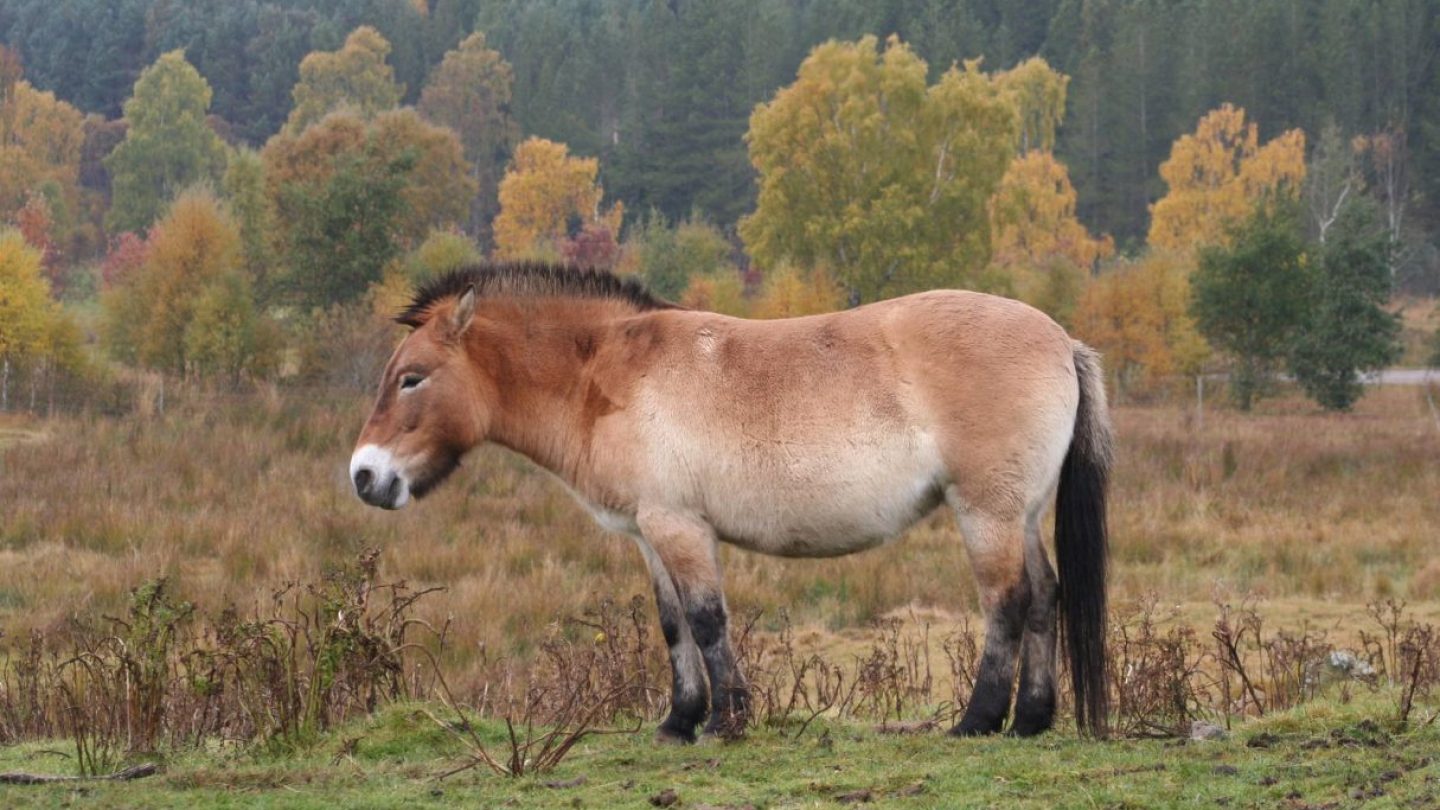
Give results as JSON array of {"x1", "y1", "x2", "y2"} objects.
[
  {"x1": 0, "y1": 229, "x2": 78, "y2": 410},
  {"x1": 994, "y1": 56, "x2": 1069, "y2": 154},
  {"x1": 741, "y1": 35, "x2": 1016, "y2": 305},
  {"x1": 1148, "y1": 104, "x2": 1306, "y2": 252},
  {"x1": 985, "y1": 58, "x2": 1111, "y2": 327},
  {"x1": 493, "y1": 137, "x2": 622, "y2": 261},
  {"x1": 988, "y1": 151, "x2": 1113, "y2": 327},
  {"x1": 679, "y1": 270, "x2": 749, "y2": 317},
  {"x1": 751, "y1": 264, "x2": 845, "y2": 319}
]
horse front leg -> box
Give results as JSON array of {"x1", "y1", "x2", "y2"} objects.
[
  {"x1": 637, "y1": 508, "x2": 750, "y2": 740},
  {"x1": 632, "y1": 536, "x2": 709, "y2": 744}
]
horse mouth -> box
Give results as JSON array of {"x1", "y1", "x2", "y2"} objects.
[{"x1": 407, "y1": 454, "x2": 460, "y2": 500}]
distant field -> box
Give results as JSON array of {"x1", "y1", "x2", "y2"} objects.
[{"x1": 0, "y1": 384, "x2": 1437, "y2": 682}]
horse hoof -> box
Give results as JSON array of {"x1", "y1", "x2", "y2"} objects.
[
  {"x1": 701, "y1": 712, "x2": 748, "y2": 742},
  {"x1": 654, "y1": 726, "x2": 696, "y2": 745},
  {"x1": 1007, "y1": 716, "x2": 1054, "y2": 738},
  {"x1": 949, "y1": 719, "x2": 1004, "y2": 737},
  {"x1": 699, "y1": 727, "x2": 745, "y2": 744}
]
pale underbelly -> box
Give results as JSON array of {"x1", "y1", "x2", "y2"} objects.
[
  {"x1": 708, "y1": 479, "x2": 948, "y2": 557},
  {"x1": 665, "y1": 429, "x2": 949, "y2": 558}
]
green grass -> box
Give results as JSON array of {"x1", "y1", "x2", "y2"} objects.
[{"x1": 3, "y1": 695, "x2": 1437, "y2": 808}]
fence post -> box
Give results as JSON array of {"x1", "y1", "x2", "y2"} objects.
[{"x1": 1196, "y1": 374, "x2": 1204, "y2": 431}]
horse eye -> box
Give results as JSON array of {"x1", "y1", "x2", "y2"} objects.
[{"x1": 399, "y1": 373, "x2": 425, "y2": 391}]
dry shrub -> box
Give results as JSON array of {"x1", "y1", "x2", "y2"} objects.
[{"x1": 0, "y1": 550, "x2": 446, "y2": 771}]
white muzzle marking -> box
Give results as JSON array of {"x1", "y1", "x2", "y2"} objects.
[{"x1": 349, "y1": 444, "x2": 412, "y2": 509}]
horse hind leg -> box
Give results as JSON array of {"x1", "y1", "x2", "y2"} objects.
[
  {"x1": 949, "y1": 499, "x2": 1030, "y2": 736},
  {"x1": 1010, "y1": 511, "x2": 1059, "y2": 736}
]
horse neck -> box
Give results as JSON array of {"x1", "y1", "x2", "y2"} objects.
[{"x1": 474, "y1": 296, "x2": 632, "y2": 480}]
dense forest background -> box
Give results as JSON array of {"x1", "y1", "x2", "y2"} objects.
[
  {"x1": 3, "y1": 0, "x2": 1438, "y2": 249},
  {"x1": 0, "y1": 0, "x2": 1437, "y2": 416}
]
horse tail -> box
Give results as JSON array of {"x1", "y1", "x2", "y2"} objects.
[{"x1": 1056, "y1": 341, "x2": 1113, "y2": 737}]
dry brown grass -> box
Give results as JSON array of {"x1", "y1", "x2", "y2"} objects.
[
  {"x1": 1396, "y1": 296, "x2": 1439, "y2": 366},
  {"x1": 0, "y1": 382, "x2": 1436, "y2": 689}
]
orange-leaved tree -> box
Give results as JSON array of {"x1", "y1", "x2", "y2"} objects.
[
  {"x1": 0, "y1": 49, "x2": 84, "y2": 221},
  {"x1": 1073, "y1": 250, "x2": 1209, "y2": 397},
  {"x1": 493, "y1": 137, "x2": 622, "y2": 262},
  {"x1": 1148, "y1": 104, "x2": 1305, "y2": 252}
]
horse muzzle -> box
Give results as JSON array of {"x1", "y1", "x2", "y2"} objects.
[{"x1": 350, "y1": 445, "x2": 412, "y2": 510}]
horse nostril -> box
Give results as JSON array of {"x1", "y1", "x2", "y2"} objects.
[{"x1": 354, "y1": 467, "x2": 374, "y2": 495}]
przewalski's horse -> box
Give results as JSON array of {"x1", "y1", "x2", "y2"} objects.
[{"x1": 350, "y1": 263, "x2": 1112, "y2": 741}]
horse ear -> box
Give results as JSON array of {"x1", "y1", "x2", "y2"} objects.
[{"x1": 449, "y1": 284, "x2": 477, "y2": 337}]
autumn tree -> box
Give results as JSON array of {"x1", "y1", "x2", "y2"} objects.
[
  {"x1": 1148, "y1": 104, "x2": 1306, "y2": 252},
  {"x1": 14, "y1": 192, "x2": 58, "y2": 285},
  {"x1": 221, "y1": 147, "x2": 275, "y2": 299},
  {"x1": 184, "y1": 270, "x2": 280, "y2": 386},
  {"x1": 368, "y1": 109, "x2": 474, "y2": 237},
  {"x1": 560, "y1": 224, "x2": 621, "y2": 271},
  {"x1": 391, "y1": 228, "x2": 482, "y2": 283},
  {"x1": 262, "y1": 109, "x2": 473, "y2": 308},
  {"x1": 0, "y1": 229, "x2": 57, "y2": 409},
  {"x1": 101, "y1": 188, "x2": 277, "y2": 381},
  {"x1": 994, "y1": 56, "x2": 1069, "y2": 154},
  {"x1": 493, "y1": 137, "x2": 622, "y2": 262},
  {"x1": 679, "y1": 268, "x2": 749, "y2": 317},
  {"x1": 741, "y1": 36, "x2": 1016, "y2": 304},
  {"x1": 101, "y1": 231, "x2": 149, "y2": 289},
  {"x1": 989, "y1": 150, "x2": 1113, "y2": 325},
  {"x1": 0, "y1": 51, "x2": 85, "y2": 262},
  {"x1": 418, "y1": 32, "x2": 519, "y2": 242},
  {"x1": 1073, "y1": 250, "x2": 1208, "y2": 397},
  {"x1": 751, "y1": 264, "x2": 844, "y2": 319},
  {"x1": 1353, "y1": 128, "x2": 1410, "y2": 254},
  {"x1": 104, "y1": 51, "x2": 227, "y2": 235},
  {"x1": 1190, "y1": 201, "x2": 1309, "y2": 410},
  {"x1": 1287, "y1": 199, "x2": 1401, "y2": 411},
  {"x1": 626, "y1": 214, "x2": 735, "y2": 301},
  {"x1": 285, "y1": 26, "x2": 404, "y2": 134}
]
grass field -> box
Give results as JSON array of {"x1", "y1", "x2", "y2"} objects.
[
  {"x1": 1, "y1": 382, "x2": 1439, "y2": 803},
  {"x1": 2, "y1": 693, "x2": 1437, "y2": 808}
]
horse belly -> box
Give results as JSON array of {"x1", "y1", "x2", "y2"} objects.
[{"x1": 698, "y1": 429, "x2": 948, "y2": 558}]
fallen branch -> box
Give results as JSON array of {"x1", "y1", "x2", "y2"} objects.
[{"x1": 0, "y1": 762, "x2": 159, "y2": 785}]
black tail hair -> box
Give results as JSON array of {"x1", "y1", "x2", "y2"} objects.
[{"x1": 1056, "y1": 343, "x2": 1113, "y2": 737}]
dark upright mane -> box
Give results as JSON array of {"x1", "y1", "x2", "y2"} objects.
[{"x1": 395, "y1": 262, "x2": 677, "y2": 328}]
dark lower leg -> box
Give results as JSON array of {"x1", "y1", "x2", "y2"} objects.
[
  {"x1": 686, "y1": 594, "x2": 750, "y2": 738},
  {"x1": 1012, "y1": 524, "x2": 1059, "y2": 736},
  {"x1": 953, "y1": 582, "x2": 1030, "y2": 736},
  {"x1": 653, "y1": 584, "x2": 707, "y2": 743},
  {"x1": 1012, "y1": 563, "x2": 1058, "y2": 735}
]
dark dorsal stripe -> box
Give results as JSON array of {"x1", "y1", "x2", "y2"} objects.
[{"x1": 395, "y1": 262, "x2": 677, "y2": 328}]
